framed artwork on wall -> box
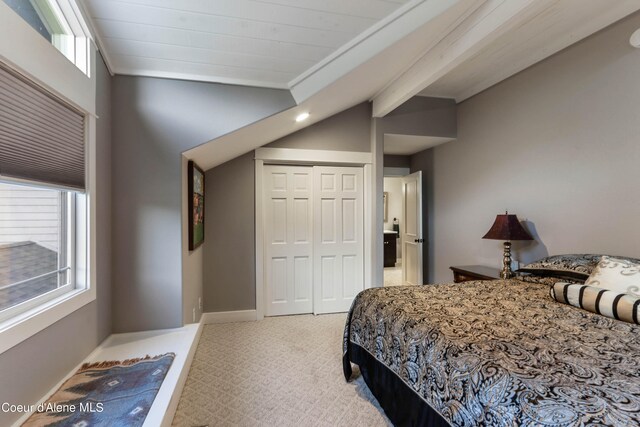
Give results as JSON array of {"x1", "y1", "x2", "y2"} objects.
[{"x1": 188, "y1": 160, "x2": 205, "y2": 250}]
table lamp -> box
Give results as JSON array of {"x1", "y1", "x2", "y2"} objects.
[{"x1": 482, "y1": 211, "x2": 533, "y2": 279}]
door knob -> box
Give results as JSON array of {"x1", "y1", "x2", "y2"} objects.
[{"x1": 414, "y1": 238, "x2": 424, "y2": 243}]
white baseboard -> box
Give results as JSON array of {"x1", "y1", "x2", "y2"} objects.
[{"x1": 202, "y1": 310, "x2": 257, "y2": 324}]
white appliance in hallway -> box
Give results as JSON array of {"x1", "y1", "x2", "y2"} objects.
[
  {"x1": 263, "y1": 165, "x2": 364, "y2": 316},
  {"x1": 401, "y1": 171, "x2": 423, "y2": 285}
]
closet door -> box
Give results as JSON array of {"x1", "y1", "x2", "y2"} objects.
[
  {"x1": 313, "y1": 167, "x2": 364, "y2": 314},
  {"x1": 263, "y1": 165, "x2": 313, "y2": 316}
]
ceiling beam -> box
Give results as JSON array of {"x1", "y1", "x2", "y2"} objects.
[
  {"x1": 289, "y1": 0, "x2": 485, "y2": 104},
  {"x1": 451, "y1": 0, "x2": 640, "y2": 102},
  {"x1": 372, "y1": 0, "x2": 556, "y2": 117}
]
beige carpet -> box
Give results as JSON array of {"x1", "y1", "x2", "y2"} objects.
[
  {"x1": 384, "y1": 265, "x2": 403, "y2": 287},
  {"x1": 172, "y1": 314, "x2": 391, "y2": 427}
]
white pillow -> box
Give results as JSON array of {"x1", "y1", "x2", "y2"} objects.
[{"x1": 585, "y1": 256, "x2": 640, "y2": 296}]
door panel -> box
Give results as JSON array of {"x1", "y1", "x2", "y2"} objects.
[
  {"x1": 264, "y1": 165, "x2": 313, "y2": 316},
  {"x1": 271, "y1": 199, "x2": 287, "y2": 243},
  {"x1": 321, "y1": 199, "x2": 336, "y2": 243},
  {"x1": 314, "y1": 167, "x2": 364, "y2": 314},
  {"x1": 402, "y1": 171, "x2": 423, "y2": 285},
  {"x1": 342, "y1": 199, "x2": 356, "y2": 242},
  {"x1": 293, "y1": 256, "x2": 311, "y2": 301},
  {"x1": 293, "y1": 199, "x2": 310, "y2": 243},
  {"x1": 342, "y1": 255, "x2": 357, "y2": 298},
  {"x1": 271, "y1": 258, "x2": 287, "y2": 302},
  {"x1": 321, "y1": 256, "x2": 335, "y2": 300}
]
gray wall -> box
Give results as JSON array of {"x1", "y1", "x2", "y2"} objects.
[
  {"x1": 111, "y1": 76, "x2": 294, "y2": 332},
  {"x1": 426, "y1": 12, "x2": 640, "y2": 283},
  {"x1": 0, "y1": 54, "x2": 112, "y2": 427},
  {"x1": 203, "y1": 103, "x2": 372, "y2": 312},
  {"x1": 267, "y1": 102, "x2": 372, "y2": 152},
  {"x1": 381, "y1": 96, "x2": 457, "y2": 138},
  {"x1": 384, "y1": 154, "x2": 411, "y2": 168},
  {"x1": 203, "y1": 152, "x2": 256, "y2": 312}
]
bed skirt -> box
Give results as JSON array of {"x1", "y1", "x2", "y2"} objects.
[{"x1": 344, "y1": 342, "x2": 450, "y2": 427}]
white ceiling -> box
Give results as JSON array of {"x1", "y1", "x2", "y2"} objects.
[
  {"x1": 80, "y1": 0, "x2": 411, "y2": 88},
  {"x1": 416, "y1": 0, "x2": 640, "y2": 102},
  {"x1": 75, "y1": 0, "x2": 640, "y2": 170},
  {"x1": 184, "y1": 0, "x2": 484, "y2": 170},
  {"x1": 384, "y1": 134, "x2": 454, "y2": 155},
  {"x1": 379, "y1": 0, "x2": 640, "y2": 111}
]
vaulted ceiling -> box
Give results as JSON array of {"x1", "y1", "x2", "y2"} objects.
[
  {"x1": 81, "y1": 0, "x2": 411, "y2": 88},
  {"x1": 77, "y1": 0, "x2": 640, "y2": 169},
  {"x1": 416, "y1": 0, "x2": 640, "y2": 103}
]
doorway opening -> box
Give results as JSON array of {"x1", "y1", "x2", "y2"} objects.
[{"x1": 383, "y1": 170, "x2": 423, "y2": 287}]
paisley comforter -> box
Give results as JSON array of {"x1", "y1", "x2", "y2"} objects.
[{"x1": 343, "y1": 280, "x2": 640, "y2": 426}]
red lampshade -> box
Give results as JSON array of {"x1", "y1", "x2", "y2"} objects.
[{"x1": 482, "y1": 212, "x2": 533, "y2": 241}]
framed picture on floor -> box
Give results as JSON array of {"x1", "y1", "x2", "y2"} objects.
[{"x1": 188, "y1": 160, "x2": 205, "y2": 250}]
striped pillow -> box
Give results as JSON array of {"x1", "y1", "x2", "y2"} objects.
[{"x1": 551, "y1": 282, "x2": 640, "y2": 324}]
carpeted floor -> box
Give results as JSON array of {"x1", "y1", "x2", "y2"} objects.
[
  {"x1": 172, "y1": 314, "x2": 391, "y2": 427},
  {"x1": 383, "y1": 264, "x2": 403, "y2": 287}
]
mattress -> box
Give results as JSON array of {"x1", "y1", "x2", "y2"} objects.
[{"x1": 343, "y1": 279, "x2": 640, "y2": 426}]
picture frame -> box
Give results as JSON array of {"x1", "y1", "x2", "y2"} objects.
[{"x1": 188, "y1": 160, "x2": 205, "y2": 250}]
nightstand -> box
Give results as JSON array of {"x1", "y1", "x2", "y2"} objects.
[{"x1": 450, "y1": 265, "x2": 501, "y2": 283}]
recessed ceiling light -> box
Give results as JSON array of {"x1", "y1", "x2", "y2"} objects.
[
  {"x1": 631, "y1": 28, "x2": 640, "y2": 48},
  {"x1": 295, "y1": 112, "x2": 310, "y2": 122}
]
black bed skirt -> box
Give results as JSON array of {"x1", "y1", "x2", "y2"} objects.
[{"x1": 344, "y1": 342, "x2": 450, "y2": 427}]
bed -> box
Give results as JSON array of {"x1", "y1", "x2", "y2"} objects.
[{"x1": 343, "y1": 277, "x2": 640, "y2": 426}]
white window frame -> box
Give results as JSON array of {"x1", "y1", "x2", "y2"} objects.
[
  {"x1": 30, "y1": 0, "x2": 92, "y2": 76},
  {"x1": 0, "y1": 157, "x2": 95, "y2": 354},
  {"x1": 0, "y1": 184, "x2": 77, "y2": 325},
  {"x1": 0, "y1": 0, "x2": 97, "y2": 355}
]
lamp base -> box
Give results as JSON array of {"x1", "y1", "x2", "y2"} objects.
[{"x1": 500, "y1": 241, "x2": 514, "y2": 279}]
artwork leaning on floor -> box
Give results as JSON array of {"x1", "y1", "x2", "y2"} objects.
[{"x1": 188, "y1": 160, "x2": 205, "y2": 250}]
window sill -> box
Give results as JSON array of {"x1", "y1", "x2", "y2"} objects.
[{"x1": 0, "y1": 286, "x2": 95, "y2": 355}]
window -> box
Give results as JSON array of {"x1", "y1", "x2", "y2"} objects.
[
  {"x1": 2, "y1": 0, "x2": 91, "y2": 75},
  {"x1": 0, "y1": 181, "x2": 78, "y2": 323},
  {"x1": 0, "y1": 56, "x2": 87, "y2": 341},
  {"x1": 0, "y1": 0, "x2": 95, "y2": 354}
]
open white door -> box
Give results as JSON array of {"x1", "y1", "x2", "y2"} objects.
[
  {"x1": 402, "y1": 171, "x2": 423, "y2": 285},
  {"x1": 314, "y1": 166, "x2": 364, "y2": 314},
  {"x1": 263, "y1": 165, "x2": 314, "y2": 316}
]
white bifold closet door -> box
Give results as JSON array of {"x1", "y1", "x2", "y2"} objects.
[
  {"x1": 313, "y1": 167, "x2": 364, "y2": 314},
  {"x1": 264, "y1": 165, "x2": 314, "y2": 316},
  {"x1": 263, "y1": 165, "x2": 364, "y2": 316}
]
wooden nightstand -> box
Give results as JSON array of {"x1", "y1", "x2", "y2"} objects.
[{"x1": 450, "y1": 265, "x2": 501, "y2": 283}]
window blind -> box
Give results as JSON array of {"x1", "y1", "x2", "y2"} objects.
[{"x1": 0, "y1": 62, "x2": 85, "y2": 190}]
